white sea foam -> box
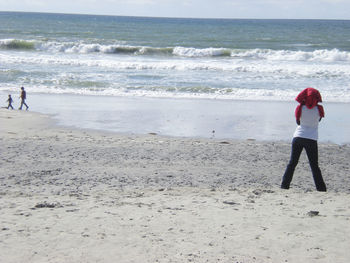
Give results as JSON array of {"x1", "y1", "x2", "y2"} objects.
[
  {"x1": 1, "y1": 81, "x2": 349, "y2": 103},
  {"x1": 173, "y1": 47, "x2": 231, "y2": 57},
  {"x1": 1, "y1": 38, "x2": 350, "y2": 103},
  {"x1": 2, "y1": 38, "x2": 350, "y2": 62},
  {"x1": 231, "y1": 48, "x2": 350, "y2": 62},
  {"x1": 1, "y1": 51, "x2": 350, "y2": 78}
]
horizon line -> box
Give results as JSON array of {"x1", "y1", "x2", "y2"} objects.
[{"x1": 1, "y1": 10, "x2": 350, "y2": 22}]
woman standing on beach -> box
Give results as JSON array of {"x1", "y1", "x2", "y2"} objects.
[{"x1": 281, "y1": 87, "x2": 327, "y2": 192}]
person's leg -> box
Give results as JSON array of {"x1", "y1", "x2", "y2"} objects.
[
  {"x1": 304, "y1": 139, "x2": 327, "y2": 192},
  {"x1": 19, "y1": 100, "x2": 23, "y2": 110},
  {"x1": 281, "y1": 137, "x2": 304, "y2": 189}
]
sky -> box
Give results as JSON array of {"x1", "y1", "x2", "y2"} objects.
[{"x1": 0, "y1": 0, "x2": 350, "y2": 19}]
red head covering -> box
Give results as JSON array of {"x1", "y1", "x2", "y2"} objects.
[{"x1": 295, "y1": 87, "x2": 324, "y2": 122}]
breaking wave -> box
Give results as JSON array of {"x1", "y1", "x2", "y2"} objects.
[
  {"x1": 1, "y1": 83, "x2": 349, "y2": 103},
  {"x1": 230, "y1": 48, "x2": 350, "y2": 62},
  {"x1": 2, "y1": 38, "x2": 350, "y2": 62},
  {"x1": 37, "y1": 41, "x2": 231, "y2": 57},
  {"x1": 0, "y1": 39, "x2": 35, "y2": 50}
]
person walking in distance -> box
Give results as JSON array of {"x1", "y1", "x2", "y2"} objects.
[
  {"x1": 281, "y1": 87, "x2": 327, "y2": 192},
  {"x1": 19, "y1": 87, "x2": 29, "y2": 110},
  {"x1": 7, "y1": 94, "x2": 14, "y2": 109}
]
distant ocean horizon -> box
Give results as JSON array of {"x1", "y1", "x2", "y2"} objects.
[{"x1": 1, "y1": 11, "x2": 350, "y2": 102}]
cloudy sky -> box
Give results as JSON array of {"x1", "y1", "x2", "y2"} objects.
[{"x1": 0, "y1": 0, "x2": 349, "y2": 19}]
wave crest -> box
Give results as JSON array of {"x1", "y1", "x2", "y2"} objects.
[
  {"x1": 173, "y1": 47, "x2": 232, "y2": 57},
  {"x1": 1, "y1": 38, "x2": 350, "y2": 62},
  {"x1": 38, "y1": 41, "x2": 230, "y2": 57},
  {"x1": 231, "y1": 48, "x2": 350, "y2": 62},
  {"x1": 0, "y1": 39, "x2": 35, "y2": 50}
]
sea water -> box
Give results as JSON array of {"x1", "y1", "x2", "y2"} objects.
[{"x1": 1, "y1": 12, "x2": 349, "y2": 143}]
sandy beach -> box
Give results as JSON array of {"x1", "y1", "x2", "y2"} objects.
[{"x1": 1, "y1": 108, "x2": 350, "y2": 263}]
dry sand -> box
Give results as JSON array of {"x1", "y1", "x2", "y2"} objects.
[{"x1": 0, "y1": 109, "x2": 350, "y2": 263}]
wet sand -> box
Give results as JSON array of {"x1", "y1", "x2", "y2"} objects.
[{"x1": 5, "y1": 93, "x2": 350, "y2": 144}]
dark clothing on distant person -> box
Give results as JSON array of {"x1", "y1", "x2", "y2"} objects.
[
  {"x1": 19, "y1": 87, "x2": 29, "y2": 110},
  {"x1": 7, "y1": 95, "x2": 14, "y2": 109}
]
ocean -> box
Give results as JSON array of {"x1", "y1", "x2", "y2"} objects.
[{"x1": 1, "y1": 12, "x2": 350, "y2": 143}]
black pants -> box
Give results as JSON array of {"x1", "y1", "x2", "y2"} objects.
[{"x1": 281, "y1": 137, "x2": 326, "y2": 191}]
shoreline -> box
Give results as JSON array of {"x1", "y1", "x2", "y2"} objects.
[
  {"x1": 1, "y1": 109, "x2": 350, "y2": 262},
  {"x1": 1, "y1": 92, "x2": 350, "y2": 145},
  {"x1": 1, "y1": 108, "x2": 349, "y2": 192}
]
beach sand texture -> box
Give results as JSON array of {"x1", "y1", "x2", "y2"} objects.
[{"x1": 1, "y1": 109, "x2": 350, "y2": 263}]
